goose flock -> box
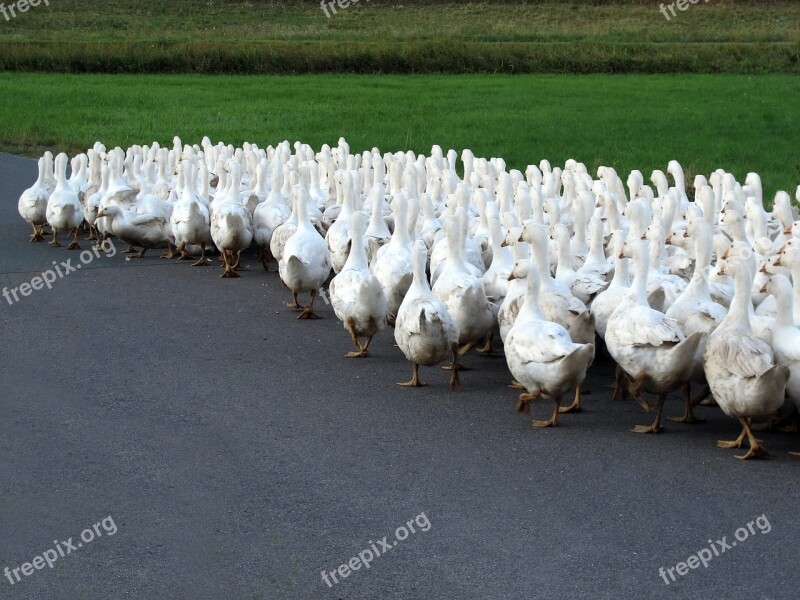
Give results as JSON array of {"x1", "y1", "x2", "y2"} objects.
[{"x1": 17, "y1": 137, "x2": 800, "y2": 460}]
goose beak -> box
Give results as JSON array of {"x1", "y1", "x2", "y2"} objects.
[
  {"x1": 518, "y1": 235, "x2": 524, "y2": 243},
  {"x1": 501, "y1": 240, "x2": 509, "y2": 247},
  {"x1": 784, "y1": 228, "x2": 792, "y2": 235},
  {"x1": 96, "y1": 209, "x2": 106, "y2": 218},
  {"x1": 721, "y1": 249, "x2": 730, "y2": 260},
  {"x1": 759, "y1": 262, "x2": 767, "y2": 273},
  {"x1": 776, "y1": 244, "x2": 786, "y2": 254},
  {"x1": 507, "y1": 273, "x2": 517, "y2": 281},
  {"x1": 682, "y1": 230, "x2": 689, "y2": 238},
  {"x1": 618, "y1": 252, "x2": 625, "y2": 259},
  {"x1": 774, "y1": 256, "x2": 782, "y2": 267}
]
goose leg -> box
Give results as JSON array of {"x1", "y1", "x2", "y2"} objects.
[
  {"x1": 232, "y1": 250, "x2": 242, "y2": 270},
  {"x1": 631, "y1": 393, "x2": 665, "y2": 433},
  {"x1": 29, "y1": 222, "x2": 43, "y2": 242},
  {"x1": 161, "y1": 242, "x2": 175, "y2": 259},
  {"x1": 260, "y1": 246, "x2": 275, "y2": 272},
  {"x1": 86, "y1": 224, "x2": 97, "y2": 241},
  {"x1": 611, "y1": 363, "x2": 631, "y2": 401},
  {"x1": 508, "y1": 380, "x2": 525, "y2": 390},
  {"x1": 398, "y1": 362, "x2": 425, "y2": 387},
  {"x1": 49, "y1": 229, "x2": 61, "y2": 247},
  {"x1": 533, "y1": 395, "x2": 561, "y2": 428},
  {"x1": 628, "y1": 373, "x2": 652, "y2": 412},
  {"x1": 476, "y1": 334, "x2": 495, "y2": 355},
  {"x1": 457, "y1": 342, "x2": 477, "y2": 357},
  {"x1": 448, "y1": 342, "x2": 460, "y2": 390},
  {"x1": 192, "y1": 242, "x2": 210, "y2": 266},
  {"x1": 361, "y1": 335, "x2": 374, "y2": 353},
  {"x1": 736, "y1": 417, "x2": 769, "y2": 460},
  {"x1": 220, "y1": 249, "x2": 231, "y2": 277},
  {"x1": 123, "y1": 245, "x2": 137, "y2": 254},
  {"x1": 717, "y1": 426, "x2": 747, "y2": 449},
  {"x1": 134, "y1": 247, "x2": 147, "y2": 258},
  {"x1": 668, "y1": 382, "x2": 705, "y2": 424},
  {"x1": 345, "y1": 319, "x2": 368, "y2": 358},
  {"x1": 286, "y1": 292, "x2": 304, "y2": 310},
  {"x1": 297, "y1": 289, "x2": 322, "y2": 319},
  {"x1": 66, "y1": 228, "x2": 81, "y2": 250},
  {"x1": 559, "y1": 386, "x2": 582, "y2": 414},
  {"x1": 516, "y1": 390, "x2": 540, "y2": 414}
]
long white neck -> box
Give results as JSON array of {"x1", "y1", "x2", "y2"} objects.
[
  {"x1": 628, "y1": 243, "x2": 649, "y2": 306},
  {"x1": 720, "y1": 262, "x2": 754, "y2": 333},
  {"x1": 343, "y1": 214, "x2": 369, "y2": 271},
  {"x1": 772, "y1": 276, "x2": 795, "y2": 328},
  {"x1": 517, "y1": 258, "x2": 546, "y2": 323}
]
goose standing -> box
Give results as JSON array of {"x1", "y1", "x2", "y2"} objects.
[
  {"x1": 210, "y1": 164, "x2": 254, "y2": 277},
  {"x1": 329, "y1": 211, "x2": 388, "y2": 357},
  {"x1": 763, "y1": 274, "x2": 800, "y2": 454},
  {"x1": 279, "y1": 185, "x2": 331, "y2": 319},
  {"x1": 664, "y1": 219, "x2": 726, "y2": 423},
  {"x1": 18, "y1": 157, "x2": 49, "y2": 242},
  {"x1": 432, "y1": 210, "x2": 494, "y2": 359},
  {"x1": 704, "y1": 253, "x2": 789, "y2": 459},
  {"x1": 506, "y1": 256, "x2": 595, "y2": 428},
  {"x1": 605, "y1": 239, "x2": 704, "y2": 433},
  {"x1": 394, "y1": 240, "x2": 460, "y2": 389},
  {"x1": 371, "y1": 191, "x2": 414, "y2": 325},
  {"x1": 46, "y1": 153, "x2": 84, "y2": 249},
  {"x1": 171, "y1": 161, "x2": 212, "y2": 266}
]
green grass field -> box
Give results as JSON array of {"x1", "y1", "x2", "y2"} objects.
[
  {"x1": 2, "y1": 72, "x2": 797, "y2": 200},
  {"x1": 2, "y1": 2, "x2": 797, "y2": 199},
  {"x1": 0, "y1": 1, "x2": 797, "y2": 73}
]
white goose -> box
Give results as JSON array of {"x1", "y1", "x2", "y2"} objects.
[
  {"x1": 329, "y1": 211, "x2": 388, "y2": 357},
  {"x1": 665, "y1": 219, "x2": 726, "y2": 423},
  {"x1": 506, "y1": 256, "x2": 595, "y2": 428},
  {"x1": 46, "y1": 153, "x2": 84, "y2": 249},
  {"x1": 605, "y1": 238, "x2": 704, "y2": 433},
  {"x1": 497, "y1": 228, "x2": 530, "y2": 343},
  {"x1": 552, "y1": 223, "x2": 608, "y2": 306},
  {"x1": 18, "y1": 157, "x2": 49, "y2": 242},
  {"x1": 253, "y1": 161, "x2": 291, "y2": 271},
  {"x1": 171, "y1": 160, "x2": 212, "y2": 266},
  {"x1": 703, "y1": 253, "x2": 789, "y2": 459},
  {"x1": 279, "y1": 185, "x2": 332, "y2": 319},
  {"x1": 210, "y1": 164, "x2": 253, "y2": 277},
  {"x1": 763, "y1": 274, "x2": 800, "y2": 453},
  {"x1": 394, "y1": 240, "x2": 460, "y2": 389},
  {"x1": 432, "y1": 210, "x2": 494, "y2": 358},
  {"x1": 371, "y1": 191, "x2": 414, "y2": 325}
]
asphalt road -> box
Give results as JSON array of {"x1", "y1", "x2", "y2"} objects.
[{"x1": 1, "y1": 152, "x2": 798, "y2": 600}]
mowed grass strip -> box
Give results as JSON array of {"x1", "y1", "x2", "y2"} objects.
[
  {"x1": 1, "y1": 72, "x2": 797, "y2": 200},
  {"x1": 0, "y1": 1, "x2": 798, "y2": 74}
]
